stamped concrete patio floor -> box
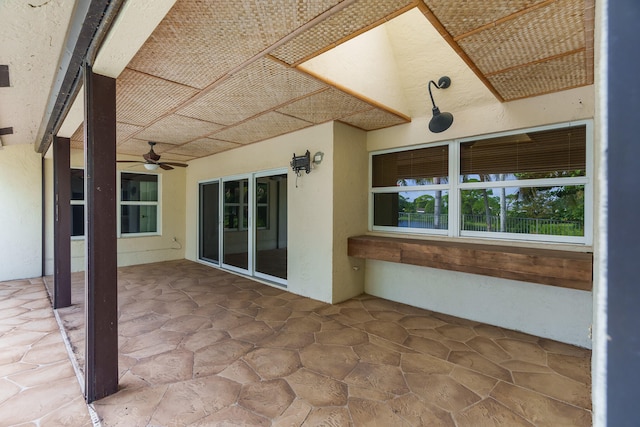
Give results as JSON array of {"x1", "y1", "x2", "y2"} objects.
[
  {"x1": 51, "y1": 259, "x2": 591, "y2": 426},
  {"x1": 0, "y1": 277, "x2": 93, "y2": 426}
]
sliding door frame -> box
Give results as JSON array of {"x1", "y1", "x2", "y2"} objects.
[
  {"x1": 253, "y1": 168, "x2": 288, "y2": 286},
  {"x1": 197, "y1": 168, "x2": 288, "y2": 286}
]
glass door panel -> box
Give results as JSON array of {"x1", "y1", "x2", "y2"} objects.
[
  {"x1": 222, "y1": 178, "x2": 250, "y2": 272},
  {"x1": 199, "y1": 182, "x2": 219, "y2": 264},
  {"x1": 255, "y1": 173, "x2": 287, "y2": 282}
]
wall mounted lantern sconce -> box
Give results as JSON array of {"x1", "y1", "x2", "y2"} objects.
[
  {"x1": 428, "y1": 76, "x2": 454, "y2": 133},
  {"x1": 291, "y1": 150, "x2": 311, "y2": 176}
]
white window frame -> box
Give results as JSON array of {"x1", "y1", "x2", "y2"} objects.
[
  {"x1": 370, "y1": 120, "x2": 593, "y2": 245},
  {"x1": 368, "y1": 140, "x2": 451, "y2": 236},
  {"x1": 117, "y1": 171, "x2": 162, "y2": 237}
]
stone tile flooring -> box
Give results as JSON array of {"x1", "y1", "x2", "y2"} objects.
[
  {"x1": 21, "y1": 259, "x2": 591, "y2": 426},
  {"x1": 0, "y1": 277, "x2": 93, "y2": 426}
]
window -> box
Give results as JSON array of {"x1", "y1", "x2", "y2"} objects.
[
  {"x1": 120, "y1": 172, "x2": 160, "y2": 235},
  {"x1": 372, "y1": 144, "x2": 449, "y2": 234},
  {"x1": 70, "y1": 169, "x2": 84, "y2": 237},
  {"x1": 224, "y1": 179, "x2": 249, "y2": 230},
  {"x1": 370, "y1": 121, "x2": 592, "y2": 244}
]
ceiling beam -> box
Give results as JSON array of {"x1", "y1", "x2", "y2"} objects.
[{"x1": 33, "y1": 0, "x2": 125, "y2": 155}]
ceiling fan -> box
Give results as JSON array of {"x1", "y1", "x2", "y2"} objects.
[{"x1": 117, "y1": 141, "x2": 188, "y2": 170}]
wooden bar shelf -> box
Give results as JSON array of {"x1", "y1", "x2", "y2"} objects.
[{"x1": 348, "y1": 235, "x2": 593, "y2": 291}]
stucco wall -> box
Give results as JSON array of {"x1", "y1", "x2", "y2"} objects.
[
  {"x1": 331, "y1": 123, "x2": 368, "y2": 303},
  {"x1": 366, "y1": 260, "x2": 593, "y2": 348},
  {"x1": 363, "y1": 85, "x2": 597, "y2": 348},
  {"x1": 0, "y1": 145, "x2": 42, "y2": 281},
  {"x1": 185, "y1": 122, "x2": 370, "y2": 304},
  {"x1": 43, "y1": 148, "x2": 186, "y2": 274},
  {"x1": 185, "y1": 123, "x2": 336, "y2": 303}
]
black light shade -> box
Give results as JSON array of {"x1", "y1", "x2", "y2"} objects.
[
  {"x1": 429, "y1": 107, "x2": 454, "y2": 133},
  {"x1": 428, "y1": 76, "x2": 453, "y2": 133}
]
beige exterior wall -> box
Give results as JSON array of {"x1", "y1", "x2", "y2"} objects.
[
  {"x1": 185, "y1": 123, "x2": 336, "y2": 303},
  {"x1": 0, "y1": 145, "x2": 42, "y2": 281},
  {"x1": 43, "y1": 148, "x2": 186, "y2": 275},
  {"x1": 368, "y1": 85, "x2": 595, "y2": 152},
  {"x1": 363, "y1": 85, "x2": 597, "y2": 348},
  {"x1": 331, "y1": 123, "x2": 368, "y2": 303},
  {"x1": 185, "y1": 122, "x2": 369, "y2": 305}
]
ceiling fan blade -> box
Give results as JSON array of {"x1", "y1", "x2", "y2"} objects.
[
  {"x1": 160, "y1": 162, "x2": 188, "y2": 167},
  {"x1": 159, "y1": 163, "x2": 174, "y2": 170},
  {"x1": 117, "y1": 160, "x2": 144, "y2": 163}
]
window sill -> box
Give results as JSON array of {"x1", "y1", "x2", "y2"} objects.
[{"x1": 347, "y1": 235, "x2": 593, "y2": 291}]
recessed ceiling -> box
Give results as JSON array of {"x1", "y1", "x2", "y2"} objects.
[{"x1": 0, "y1": 0, "x2": 594, "y2": 160}]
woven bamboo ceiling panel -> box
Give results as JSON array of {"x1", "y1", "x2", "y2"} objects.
[
  {"x1": 70, "y1": 124, "x2": 83, "y2": 150},
  {"x1": 165, "y1": 138, "x2": 241, "y2": 157},
  {"x1": 116, "y1": 69, "x2": 199, "y2": 126},
  {"x1": 135, "y1": 114, "x2": 224, "y2": 145},
  {"x1": 176, "y1": 58, "x2": 327, "y2": 126},
  {"x1": 276, "y1": 88, "x2": 374, "y2": 124},
  {"x1": 70, "y1": 122, "x2": 145, "y2": 150},
  {"x1": 419, "y1": 0, "x2": 595, "y2": 101},
  {"x1": 340, "y1": 108, "x2": 410, "y2": 130},
  {"x1": 212, "y1": 112, "x2": 313, "y2": 145},
  {"x1": 270, "y1": 0, "x2": 415, "y2": 66},
  {"x1": 126, "y1": 0, "x2": 343, "y2": 89},
  {"x1": 91, "y1": 0, "x2": 594, "y2": 162}
]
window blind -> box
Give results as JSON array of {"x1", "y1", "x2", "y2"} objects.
[
  {"x1": 460, "y1": 125, "x2": 586, "y2": 177},
  {"x1": 372, "y1": 145, "x2": 448, "y2": 187}
]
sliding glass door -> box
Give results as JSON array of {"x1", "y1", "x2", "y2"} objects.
[
  {"x1": 199, "y1": 170, "x2": 287, "y2": 285},
  {"x1": 199, "y1": 181, "x2": 219, "y2": 264},
  {"x1": 222, "y1": 177, "x2": 250, "y2": 273},
  {"x1": 254, "y1": 173, "x2": 287, "y2": 284}
]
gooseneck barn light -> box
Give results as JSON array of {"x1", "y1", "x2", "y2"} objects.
[{"x1": 428, "y1": 76, "x2": 454, "y2": 133}]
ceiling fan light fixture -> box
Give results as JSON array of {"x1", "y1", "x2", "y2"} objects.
[
  {"x1": 427, "y1": 76, "x2": 454, "y2": 133},
  {"x1": 117, "y1": 141, "x2": 188, "y2": 170}
]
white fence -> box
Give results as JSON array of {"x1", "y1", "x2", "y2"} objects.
[{"x1": 399, "y1": 213, "x2": 583, "y2": 235}]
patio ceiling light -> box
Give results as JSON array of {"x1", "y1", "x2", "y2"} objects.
[{"x1": 428, "y1": 76, "x2": 454, "y2": 133}]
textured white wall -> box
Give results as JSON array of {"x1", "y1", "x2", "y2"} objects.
[
  {"x1": 366, "y1": 260, "x2": 593, "y2": 348},
  {"x1": 331, "y1": 123, "x2": 368, "y2": 303},
  {"x1": 368, "y1": 85, "x2": 595, "y2": 152},
  {"x1": 0, "y1": 145, "x2": 42, "y2": 280},
  {"x1": 300, "y1": 23, "x2": 409, "y2": 115}
]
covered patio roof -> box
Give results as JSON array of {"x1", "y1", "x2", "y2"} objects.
[{"x1": 0, "y1": 0, "x2": 594, "y2": 160}]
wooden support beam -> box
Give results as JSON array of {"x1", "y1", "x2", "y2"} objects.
[
  {"x1": 348, "y1": 235, "x2": 593, "y2": 291},
  {"x1": 84, "y1": 64, "x2": 118, "y2": 403},
  {"x1": 53, "y1": 136, "x2": 71, "y2": 308}
]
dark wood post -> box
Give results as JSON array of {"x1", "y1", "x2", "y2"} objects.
[
  {"x1": 84, "y1": 63, "x2": 118, "y2": 402},
  {"x1": 53, "y1": 136, "x2": 72, "y2": 308}
]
